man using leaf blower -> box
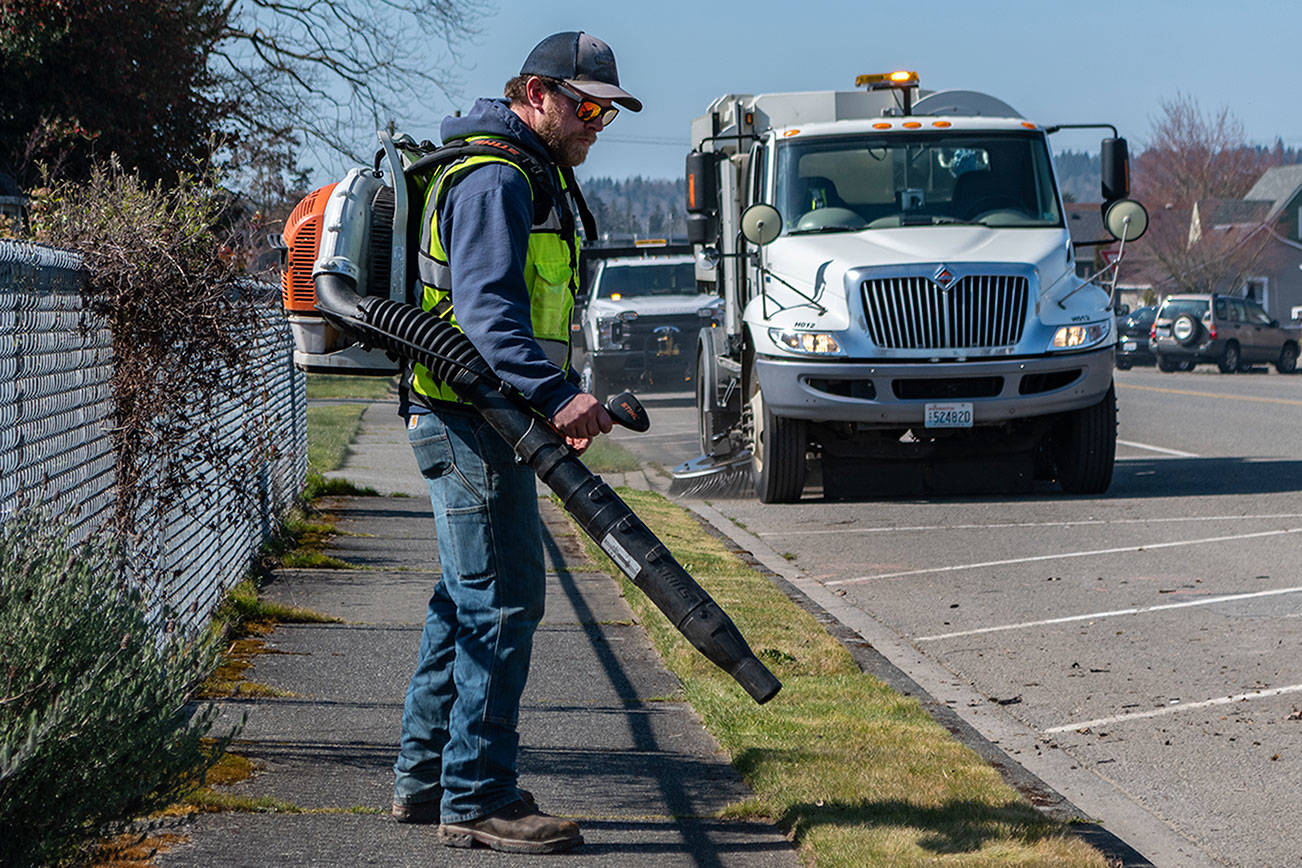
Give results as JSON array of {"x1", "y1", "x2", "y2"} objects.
[{"x1": 390, "y1": 31, "x2": 642, "y2": 854}]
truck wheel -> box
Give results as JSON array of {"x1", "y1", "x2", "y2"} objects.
[
  {"x1": 1115, "y1": 357, "x2": 1132, "y2": 371},
  {"x1": 1277, "y1": 343, "x2": 1298, "y2": 374},
  {"x1": 1052, "y1": 384, "x2": 1116, "y2": 495},
  {"x1": 1217, "y1": 341, "x2": 1240, "y2": 374},
  {"x1": 749, "y1": 384, "x2": 806, "y2": 503},
  {"x1": 583, "y1": 361, "x2": 611, "y2": 401},
  {"x1": 697, "y1": 352, "x2": 732, "y2": 457}
]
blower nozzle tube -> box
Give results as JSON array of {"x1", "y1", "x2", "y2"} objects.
[{"x1": 313, "y1": 273, "x2": 781, "y2": 704}]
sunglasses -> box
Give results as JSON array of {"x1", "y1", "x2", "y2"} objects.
[{"x1": 553, "y1": 82, "x2": 619, "y2": 126}]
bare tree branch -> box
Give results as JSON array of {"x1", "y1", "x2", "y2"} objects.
[{"x1": 211, "y1": 0, "x2": 486, "y2": 165}]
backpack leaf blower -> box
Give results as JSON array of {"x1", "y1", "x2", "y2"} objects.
[{"x1": 280, "y1": 133, "x2": 780, "y2": 705}]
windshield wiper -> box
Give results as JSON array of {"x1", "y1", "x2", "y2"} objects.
[{"x1": 787, "y1": 225, "x2": 858, "y2": 235}]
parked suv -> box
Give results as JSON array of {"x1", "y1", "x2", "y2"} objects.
[
  {"x1": 579, "y1": 255, "x2": 720, "y2": 398},
  {"x1": 1115, "y1": 305, "x2": 1157, "y2": 369},
  {"x1": 1151, "y1": 293, "x2": 1300, "y2": 374}
]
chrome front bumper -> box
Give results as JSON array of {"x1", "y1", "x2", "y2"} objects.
[{"x1": 754, "y1": 346, "x2": 1114, "y2": 425}]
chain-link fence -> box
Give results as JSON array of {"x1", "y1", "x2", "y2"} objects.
[{"x1": 0, "y1": 239, "x2": 306, "y2": 629}]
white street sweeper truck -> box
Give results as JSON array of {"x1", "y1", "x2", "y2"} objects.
[{"x1": 675, "y1": 71, "x2": 1148, "y2": 502}]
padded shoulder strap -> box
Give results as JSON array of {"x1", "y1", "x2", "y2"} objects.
[{"x1": 405, "y1": 138, "x2": 556, "y2": 225}]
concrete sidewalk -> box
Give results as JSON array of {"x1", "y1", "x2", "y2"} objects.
[{"x1": 157, "y1": 400, "x2": 797, "y2": 866}]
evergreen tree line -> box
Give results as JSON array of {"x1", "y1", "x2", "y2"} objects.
[
  {"x1": 582, "y1": 176, "x2": 687, "y2": 239},
  {"x1": 580, "y1": 144, "x2": 1302, "y2": 234}
]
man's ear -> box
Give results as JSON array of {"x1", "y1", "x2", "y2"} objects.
[{"x1": 524, "y1": 76, "x2": 549, "y2": 112}]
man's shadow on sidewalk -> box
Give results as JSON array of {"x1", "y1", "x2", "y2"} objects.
[{"x1": 539, "y1": 529, "x2": 793, "y2": 864}]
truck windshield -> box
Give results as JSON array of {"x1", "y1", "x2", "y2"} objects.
[
  {"x1": 595, "y1": 263, "x2": 698, "y2": 299},
  {"x1": 775, "y1": 132, "x2": 1062, "y2": 234}
]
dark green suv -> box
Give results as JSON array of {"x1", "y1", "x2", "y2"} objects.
[{"x1": 1151, "y1": 293, "x2": 1300, "y2": 374}]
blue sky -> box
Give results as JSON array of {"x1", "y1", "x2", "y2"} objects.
[{"x1": 320, "y1": 0, "x2": 1299, "y2": 183}]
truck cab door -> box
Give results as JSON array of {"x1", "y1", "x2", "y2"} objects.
[{"x1": 743, "y1": 141, "x2": 769, "y2": 308}]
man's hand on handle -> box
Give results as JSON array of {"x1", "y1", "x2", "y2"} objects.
[{"x1": 551, "y1": 393, "x2": 612, "y2": 454}]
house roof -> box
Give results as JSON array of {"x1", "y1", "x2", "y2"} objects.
[
  {"x1": 1243, "y1": 165, "x2": 1302, "y2": 220},
  {"x1": 1195, "y1": 198, "x2": 1273, "y2": 227}
]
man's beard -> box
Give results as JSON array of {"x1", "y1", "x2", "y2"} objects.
[{"x1": 536, "y1": 112, "x2": 592, "y2": 167}]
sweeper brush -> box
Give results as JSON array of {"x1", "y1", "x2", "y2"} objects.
[{"x1": 311, "y1": 272, "x2": 781, "y2": 705}]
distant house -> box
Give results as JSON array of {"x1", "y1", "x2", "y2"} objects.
[
  {"x1": 1081, "y1": 165, "x2": 1302, "y2": 321},
  {"x1": 1236, "y1": 165, "x2": 1302, "y2": 321}
]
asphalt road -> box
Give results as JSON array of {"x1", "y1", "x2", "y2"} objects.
[{"x1": 605, "y1": 364, "x2": 1302, "y2": 868}]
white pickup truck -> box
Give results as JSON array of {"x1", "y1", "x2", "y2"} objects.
[{"x1": 579, "y1": 253, "x2": 721, "y2": 398}]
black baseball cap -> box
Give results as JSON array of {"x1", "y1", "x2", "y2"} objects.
[{"x1": 520, "y1": 31, "x2": 642, "y2": 112}]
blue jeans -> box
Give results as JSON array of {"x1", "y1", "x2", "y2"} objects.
[{"x1": 393, "y1": 408, "x2": 545, "y2": 822}]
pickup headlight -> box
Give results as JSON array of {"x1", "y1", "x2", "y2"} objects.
[
  {"x1": 1049, "y1": 320, "x2": 1110, "y2": 351},
  {"x1": 769, "y1": 328, "x2": 844, "y2": 355},
  {"x1": 595, "y1": 313, "x2": 636, "y2": 350}
]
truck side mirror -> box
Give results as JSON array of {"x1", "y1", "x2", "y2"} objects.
[
  {"x1": 686, "y1": 151, "x2": 720, "y2": 245},
  {"x1": 741, "y1": 203, "x2": 782, "y2": 245},
  {"x1": 1101, "y1": 137, "x2": 1130, "y2": 201},
  {"x1": 1104, "y1": 198, "x2": 1148, "y2": 242}
]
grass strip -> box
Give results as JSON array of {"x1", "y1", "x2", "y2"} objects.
[
  {"x1": 306, "y1": 403, "x2": 366, "y2": 473},
  {"x1": 576, "y1": 488, "x2": 1108, "y2": 867},
  {"x1": 305, "y1": 373, "x2": 396, "y2": 400},
  {"x1": 581, "y1": 435, "x2": 642, "y2": 473}
]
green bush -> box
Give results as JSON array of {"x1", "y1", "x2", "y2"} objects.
[{"x1": 0, "y1": 513, "x2": 230, "y2": 866}]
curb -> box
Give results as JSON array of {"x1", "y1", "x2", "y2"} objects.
[{"x1": 603, "y1": 464, "x2": 1213, "y2": 867}]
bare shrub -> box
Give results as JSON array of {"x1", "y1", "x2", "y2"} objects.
[{"x1": 25, "y1": 162, "x2": 264, "y2": 532}]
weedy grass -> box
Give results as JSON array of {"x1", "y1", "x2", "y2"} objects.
[
  {"x1": 580, "y1": 435, "x2": 642, "y2": 474},
  {"x1": 305, "y1": 373, "x2": 396, "y2": 401},
  {"x1": 576, "y1": 488, "x2": 1108, "y2": 867},
  {"x1": 306, "y1": 403, "x2": 367, "y2": 474}
]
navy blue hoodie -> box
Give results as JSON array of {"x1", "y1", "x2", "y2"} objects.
[{"x1": 433, "y1": 98, "x2": 581, "y2": 419}]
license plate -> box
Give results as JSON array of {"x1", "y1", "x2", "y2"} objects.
[
  {"x1": 1122, "y1": 340, "x2": 1138, "y2": 351},
  {"x1": 925, "y1": 402, "x2": 973, "y2": 428}
]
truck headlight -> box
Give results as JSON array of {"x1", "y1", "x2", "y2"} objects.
[
  {"x1": 596, "y1": 316, "x2": 624, "y2": 350},
  {"x1": 769, "y1": 328, "x2": 843, "y2": 355},
  {"x1": 1049, "y1": 321, "x2": 1110, "y2": 350}
]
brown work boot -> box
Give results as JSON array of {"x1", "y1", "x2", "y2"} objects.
[
  {"x1": 390, "y1": 798, "x2": 440, "y2": 824},
  {"x1": 392, "y1": 788, "x2": 532, "y2": 825},
  {"x1": 438, "y1": 799, "x2": 582, "y2": 853}
]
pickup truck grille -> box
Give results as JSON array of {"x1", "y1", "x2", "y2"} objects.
[
  {"x1": 613, "y1": 314, "x2": 700, "y2": 356},
  {"x1": 862, "y1": 275, "x2": 1029, "y2": 350}
]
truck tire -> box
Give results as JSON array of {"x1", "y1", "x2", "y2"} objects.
[
  {"x1": 749, "y1": 380, "x2": 806, "y2": 503},
  {"x1": 582, "y1": 360, "x2": 611, "y2": 401},
  {"x1": 1052, "y1": 384, "x2": 1116, "y2": 495},
  {"x1": 697, "y1": 350, "x2": 731, "y2": 457}
]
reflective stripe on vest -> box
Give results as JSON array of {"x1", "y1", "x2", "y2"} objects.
[{"x1": 411, "y1": 143, "x2": 579, "y2": 406}]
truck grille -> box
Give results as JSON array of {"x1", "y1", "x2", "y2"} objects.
[
  {"x1": 614, "y1": 314, "x2": 700, "y2": 357},
  {"x1": 862, "y1": 275, "x2": 1029, "y2": 350}
]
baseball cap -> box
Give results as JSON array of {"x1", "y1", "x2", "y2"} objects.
[{"x1": 520, "y1": 31, "x2": 642, "y2": 112}]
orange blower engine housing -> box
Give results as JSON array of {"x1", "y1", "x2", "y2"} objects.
[
  {"x1": 281, "y1": 183, "x2": 342, "y2": 356},
  {"x1": 279, "y1": 163, "x2": 405, "y2": 375}
]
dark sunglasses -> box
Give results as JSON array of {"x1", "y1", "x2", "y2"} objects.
[{"x1": 553, "y1": 82, "x2": 619, "y2": 126}]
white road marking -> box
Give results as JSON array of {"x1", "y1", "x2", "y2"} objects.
[
  {"x1": 915, "y1": 585, "x2": 1302, "y2": 642},
  {"x1": 1116, "y1": 439, "x2": 1201, "y2": 458},
  {"x1": 1045, "y1": 683, "x2": 1302, "y2": 734},
  {"x1": 825, "y1": 527, "x2": 1302, "y2": 586},
  {"x1": 757, "y1": 512, "x2": 1302, "y2": 538}
]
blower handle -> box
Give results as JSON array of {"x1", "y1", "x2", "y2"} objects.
[{"x1": 605, "y1": 391, "x2": 650, "y2": 433}]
